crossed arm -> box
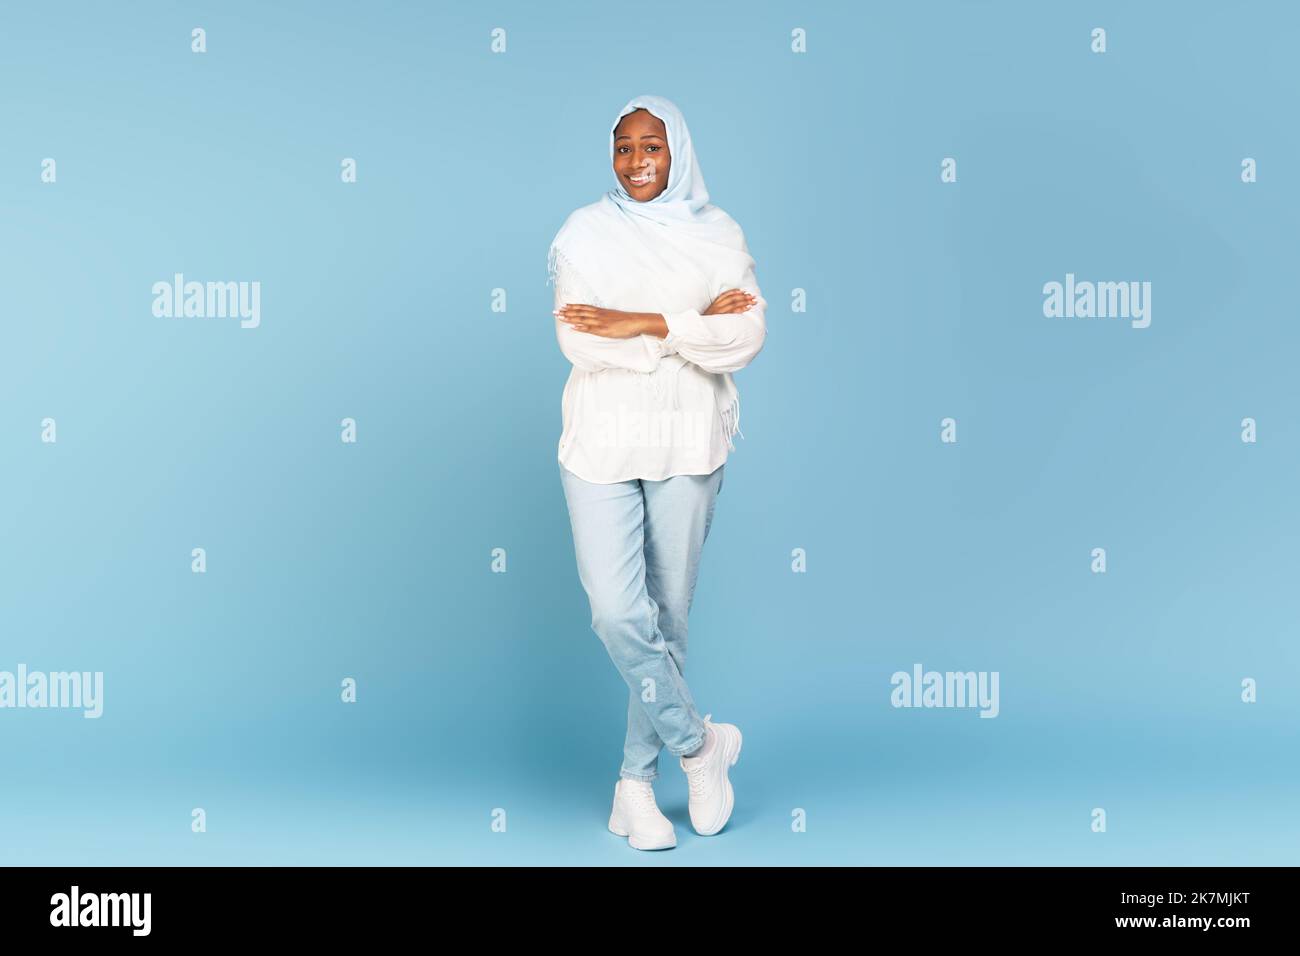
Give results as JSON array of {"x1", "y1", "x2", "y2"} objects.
[{"x1": 553, "y1": 261, "x2": 768, "y2": 375}]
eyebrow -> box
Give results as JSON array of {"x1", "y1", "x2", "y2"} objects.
[{"x1": 614, "y1": 133, "x2": 666, "y2": 141}]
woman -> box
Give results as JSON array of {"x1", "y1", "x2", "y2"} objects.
[{"x1": 548, "y1": 94, "x2": 767, "y2": 850}]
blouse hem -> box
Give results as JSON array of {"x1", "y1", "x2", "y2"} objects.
[{"x1": 557, "y1": 450, "x2": 728, "y2": 485}]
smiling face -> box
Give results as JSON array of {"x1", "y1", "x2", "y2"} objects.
[{"x1": 613, "y1": 108, "x2": 671, "y2": 202}]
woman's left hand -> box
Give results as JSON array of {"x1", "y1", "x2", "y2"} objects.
[{"x1": 555, "y1": 304, "x2": 647, "y2": 339}]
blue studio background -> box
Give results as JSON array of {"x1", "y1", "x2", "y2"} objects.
[{"x1": 2, "y1": 1, "x2": 1297, "y2": 865}]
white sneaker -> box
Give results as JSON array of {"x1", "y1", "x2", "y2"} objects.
[
  {"x1": 607, "y1": 778, "x2": 676, "y2": 850},
  {"x1": 679, "y1": 714, "x2": 742, "y2": 836}
]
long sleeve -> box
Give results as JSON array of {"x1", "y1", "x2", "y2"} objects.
[
  {"x1": 553, "y1": 249, "x2": 667, "y2": 374},
  {"x1": 659, "y1": 264, "x2": 767, "y2": 374}
]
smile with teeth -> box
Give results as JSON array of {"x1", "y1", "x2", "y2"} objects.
[{"x1": 627, "y1": 172, "x2": 654, "y2": 185}]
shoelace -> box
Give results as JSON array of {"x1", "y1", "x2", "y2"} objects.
[
  {"x1": 684, "y1": 763, "x2": 708, "y2": 797},
  {"x1": 623, "y1": 781, "x2": 659, "y2": 812},
  {"x1": 682, "y1": 715, "x2": 714, "y2": 797}
]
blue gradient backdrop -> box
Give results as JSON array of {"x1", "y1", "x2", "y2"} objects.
[{"x1": 2, "y1": 1, "x2": 1297, "y2": 865}]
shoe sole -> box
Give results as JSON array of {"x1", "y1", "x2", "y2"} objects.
[
  {"x1": 608, "y1": 817, "x2": 676, "y2": 850},
  {"x1": 694, "y1": 726, "x2": 742, "y2": 836}
]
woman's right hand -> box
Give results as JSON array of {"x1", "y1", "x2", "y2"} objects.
[{"x1": 703, "y1": 289, "x2": 757, "y2": 315}]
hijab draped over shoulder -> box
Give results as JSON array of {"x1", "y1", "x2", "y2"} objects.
[{"x1": 548, "y1": 94, "x2": 757, "y2": 328}]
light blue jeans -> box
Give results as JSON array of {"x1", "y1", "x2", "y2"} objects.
[{"x1": 559, "y1": 461, "x2": 724, "y2": 782}]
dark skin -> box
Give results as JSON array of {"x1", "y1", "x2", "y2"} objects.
[{"x1": 555, "y1": 108, "x2": 755, "y2": 339}]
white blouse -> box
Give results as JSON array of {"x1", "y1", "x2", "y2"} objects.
[{"x1": 553, "y1": 252, "x2": 767, "y2": 484}]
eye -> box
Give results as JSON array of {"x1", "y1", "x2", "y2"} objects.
[{"x1": 646, "y1": 145, "x2": 661, "y2": 152}]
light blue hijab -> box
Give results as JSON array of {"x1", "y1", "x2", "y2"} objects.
[
  {"x1": 550, "y1": 93, "x2": 753, "y2": 291},
  {"x1": 602, "y1": 94, "x2": 745, "y2": 250},
  {"x1": 606, "y1": 94, "x2": 713, "y2": 224}
]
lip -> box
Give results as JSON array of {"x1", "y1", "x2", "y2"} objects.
[{"x1": 626, "y1": 174, "x2": 653, "y2": 186}]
